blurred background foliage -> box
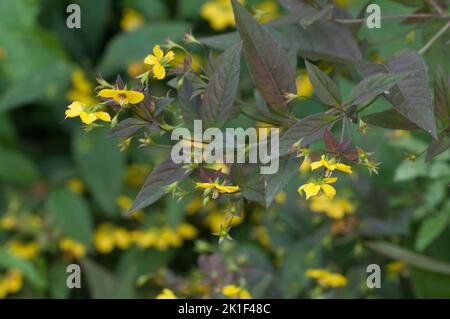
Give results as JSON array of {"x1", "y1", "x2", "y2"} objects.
[{"x1": 0, "y1": 0, "x2": 449, "y2": 299}]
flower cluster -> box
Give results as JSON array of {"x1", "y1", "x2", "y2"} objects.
[{"x1": 305, "y1": 269, "x2": 348, "y2": 288}]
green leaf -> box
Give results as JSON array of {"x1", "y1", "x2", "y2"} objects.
[
  {"x1": 231, "y1": 0, "x2": 296, "y2": 113},
  {"x1": 108, "y1": 118, "x2": 156, "y2": 138},
  {"x1": 366, "y1": 241, "x2": 450, "y2": 275},
  {"x1": 45, "y1": 189, "x2": 93, "y2": 248},
  {"x1": 0, "y1": 250, "x2": 46, "y2": 289},
  {"x1": 348, "y1": 72, "x2": 405, "y2": 106},
  {"x1": 415, "y1": 213, "x2": 449, "y2": 252},
  {"x1": 81, "y1": 258, "x2": 121, "y2": 299},
  {"x1": 0, "y1": 146, "x2": 40, "y2": 184},
  {"x1": 305, "y1": 60, "x2": 341, "y2": 107},
  {"x1": 0, "y1": 62, "x2": 71, "y2": 113},
  {"x1": 357, "y1": 50, "x2": 437, "y2": 139},
  {"x1": 97, "y1": 23, "x2": 188, "y2": 76},
  {"x1": 279, "y1": 113, "x2": 337, "y2": 156},
  {"x1": 48, "y1": 262, "x2": 71, "y2": 299},
  {"x1": 394, "y1": 159, "x2": 428, "y2": 182},
  {"x1": 363, "y1": 109, "x2": 419, "y2": 130},
  {"x1": 124, "y1": 0, "x2": 168, "y2": 20},
  {"x1": 201, "y1": 41, "x2": 242, "y2": 127},
  {"x1": 264, "y1": 155, "x2": 297, "y2": 207},
  {"x1": 230, "y1": 164, "x2": 265, "y2": 203},
  {"x1": 73, "y1": 128, "x2": 125, "y2": 214},
  {"x1": 128, "y1": 157, "x2": 192, "y2": 214}
]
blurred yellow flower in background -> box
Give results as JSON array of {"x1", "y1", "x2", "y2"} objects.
[
  {"x1": 156, "y1": 288, "x2": 177, "y2": 299},
  {"x1": 201, "y1": 0, "x2": 243, "y2": 31},
  {"x1": 332, "y1": 0, "x2": 354, "y2": 8},
  {"x1": 170, "y1": 52, "x2": 202, "y2": 72},
  {"x1": 0, "y1": 269, "x2": 23, "y2": 299},
  {"x1": 0, "y1": 215, "x2": 16, "y2": 230},
  {"x1": 125, "y1": 163, "x2": 152, "y2": 188},
  {"x1": 67, "y1": 69, "x2": 98, "y2": 106},
  {"x1": 296, "y1": 72, "x2": 314, "y2": 97},
  {"x1": 222, "y1": 284, "x2": 252, "y2": 299},
  {"x1": 309, "y1": 195, "x2": 355, "y2": 219},
  {"x1": 386, "y1": 261, "x2": 406, "y2": 275},
  {"x1": 306, "y1": 269, "x2": 348, "y2": 288},
  {"x1": 93, "y1": 223, "x2": 116, "y2": 254},
  {"x1": 66, "y1": 178, "x2": 85, "y2": 194},
  {"x1": 120, "y1": 8, "x2": 145, "y2": 32},
  {"x1": 274, "y1": 191, "x2": 286, "y2": 204},
  {"x1": 254, "y1": 0, "x2": 279, "y2": 23},
  {"x1": 59, "y1": 237, "x2": 87, "y2": 258},
  {"x1": 8, "y1": 240, "x2": 40, "y2": 260},
  {"x1": 144, "y1": 45, "x2": 175, "y2": 80},
  {"x1": 205, "y1": 209, "x2": 243, "y2": 233}
]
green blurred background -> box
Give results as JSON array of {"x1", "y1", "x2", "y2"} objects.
[{"x1": 0, "y1": 0, "x2": 449, "y2": 299}]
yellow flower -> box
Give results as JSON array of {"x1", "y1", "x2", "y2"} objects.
[
  {"x1": 120, "y1": 8, "x2": 145, "y2": 32},
  {"x1": 386, "y1": 261, "x2": 406, "y2": 275},
  {"x1": 0, "y1": 215, "x2": 16, "y2": 230},
  {"x1": 176, "y1": 223, "x2": 198, "y2": 240},
  {"x1": 195, "y1": 182, "x2": 240, "y2": 194},
  {"x1": 306, "y1": 268, "x2": 347, "y2": 288},
  {"x1": 206, "y1": 209, "x2": 243, "y2": 233},
  {"x1": 98, "y1": 89, "x2": 144, "y2": 105},
  {"x1": 254, "y1": 0, "x2": 279, "y2": 23},
  {"x1": 67, "y1": 69, "x2": 98, "y2": 106},
  {"x1": 127, "y1": 61, "x2": 149, "y2": 78},
  {"x1": 201, "y1": 0, "x2": 238, "y2": 31},
  {"x1": 66, "y1": 178, "x2": 84, "y2": 194},
  {"x1": 311, "y1": 155, "x2": 352, "y2": 174},
  {"x1": 310, "y1": 195, "x2": 355, "y2": 219},
  {"x1": 8, "y1": 240, "x2": 40, "y2": 260},
  {"x1": 131, "y1": 230, "x2": 158, "y2": 248},
  {"x1": 222, "y1": 285, "x2": 252, "y2": 299},
  {"x1": 59, "y1": 237, "x2": 87, "y2": 258},
  {"x1": 296, "y1": 72, "x2": 314, "y2": 97},
  {"x1": 156, "y1": 288, "x2": 177, "y2": 299},
  {"x1": 65, "y1": 101, "x2": 111, "y2": 125},
  {"x1": 299, "y1": 157, "x2": 311, "y2": 173},
  {"x1": 93, "y1": 223, "x2": 115, "y2": 254},
  {"x1": 125, "y1": 163, "x2": 152, "y2": 188},
  {"x1": 275, "y1": 191, "x2": 286, "y2": 204},
  {"x1": 144, "y1": 45, "x2": 175, "y2": 80},
  {"x1": 5, "y1": 269, "x2": 23, "y2": 294},
  {"x1": 298, "y1": 177, "x2": 338, "y2": 200},
  {"x1": 113, "y1": 227, "x2": 132, "y2": 250}
]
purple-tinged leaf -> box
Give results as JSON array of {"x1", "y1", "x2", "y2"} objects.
[
  {"x1": 279, "y1": 113, "x2": 338, "y2": 156},
  {"x1": 231, "y1": 0, "x2": 296, "y2": 114},
  {"x1": 426, "y1": 132, "x2": 450, "y2": 162},
  {"x1": 363, "y1": 109, "x2": 420, "y2": 130},
  {"x1": 357, "y1": 50, "x2": 437, "y2": 139},
  {"x1": 323, "y1": 128, "x2": 338, "y2": 152},
  {"x1": 305, "y1": 60, "x2": 341, "y2": 107},
  {"x1": 128, "y1": 157, "x2": 192, "y2": 214},
  {"x1": 108, "y1": 118, "x2": 157, "y2": 138},
  {"x1": 202, "y1": 42, "x2": 242, "y2": 127}
]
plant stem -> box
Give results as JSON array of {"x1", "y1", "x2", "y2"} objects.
[
  {"x1": 334, "y1": 13, "x2": 447, "y2": 24},
  {"x1": 419, "y1": 21, "x2": 450, "y2": 55}
]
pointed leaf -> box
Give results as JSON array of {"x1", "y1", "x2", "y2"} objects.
[
  {"x1": 108, "y1": 118, "x2": 156, "y2": 138},
  {"x1": 128, "y1": 157, "x2": 192, "y2": 214},
  {"x1": 348, "y1": 72, "x2": 405, "y2": 106},
  {"x1": 426, "y1": 132, "x2": 450, "y2": 162},
  {"x1": 264, "y1": 155, "x2": 297, "y2": 207},
  {"x1": 363, "y1": 109, "x2": 419, "y2": 130},
  {"x1": 415, "y1": 213, "x2": 449, "y2": 252},
  {"x1": 305, "y1": 60, "x2": 341, "y2": 107},
  {"x1": 357, "y1": 50, "x2": 437, "y2": 139},
  {"x1": 202, "y1": 41, "x2": 242, "y2": 127},
  {"x1": 231, "y1": 0, "x2": 296, "y2": 113}
]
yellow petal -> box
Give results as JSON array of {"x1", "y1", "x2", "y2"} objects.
[
  {"x1": 321, "y1": 184, "x2": 336, "y2": 200},
  {"x1": 80, "y1": 112, "x2": 97, "y2": 124},
  {"x1": 215, "y1": 184, "x2": 240, "y2": 193},
  {"x1": 323, "y1": 177, "x2": 338, "y2": 184},
  {"x1": 98, "y1": 89, "x2": 117, "y2": 99},
  {"x1": 94, "y1": 111, "x2": 111, "y2": 122},
  {"x1": 153, "y1": 63, "x2": 166, "y2": 79},
  {"x1": 310, "y1": 160, "x2": 324, "y2": 170},
  {"x1": 304, "y1": 183, "x2": 321, "y2": 200},
  {"x1": 195, "y1": 182, "x2": 215, "y2": 190},
  {"x1": 125, "y1": 91, "x2": 144, "y2": 104},
  {"x1": 153, "y1": 45, "x2": 164, "y2": 60},
  {"x1": 335, "y1": 163, "x2": 352, "y2": 174},
  {"x1": 164, "y1": 50, "x2": 175, "y2": 62},
  {"x1": 144, "y1": 54, "x2": 158, "y2": 65},
  {"x1": 65, "y1": 102, "x2": 84, "y2": 117}
]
